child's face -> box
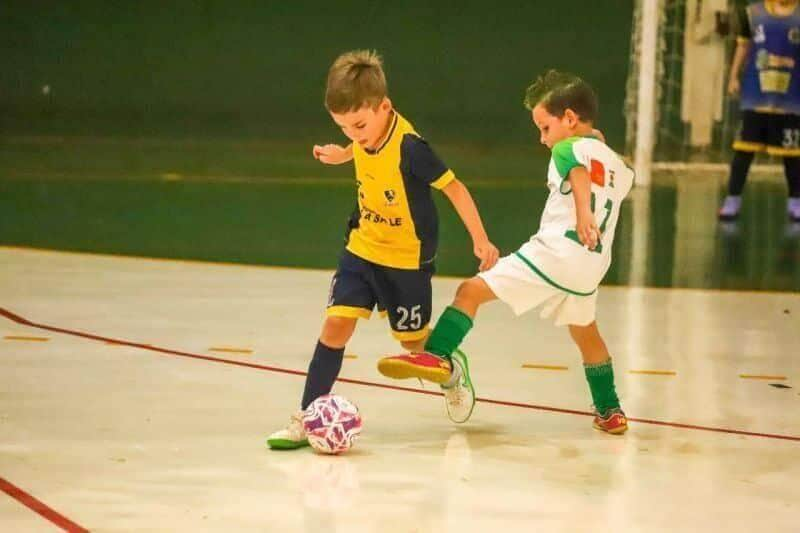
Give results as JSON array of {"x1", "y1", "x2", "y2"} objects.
[
  {"x1": 531, "y1": 103, "x2": 580, "y2": 149},
  {"x1": 330, "y1": 98, "x2": 393, "y2": 150}
]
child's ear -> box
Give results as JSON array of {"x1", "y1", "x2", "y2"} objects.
[
  {"x1": 381, "y1": 97, "x2": 393, "y2": 112},
  {"x1": 564, "y1": 108, "x2": 579, "y2": 127}
]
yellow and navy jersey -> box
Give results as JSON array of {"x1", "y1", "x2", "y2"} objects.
[{"x1": 346, "y1": 111, "x2": 455, "y2": 270}]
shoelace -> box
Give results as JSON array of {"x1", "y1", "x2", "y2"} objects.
[
  {"x1": 446, "y1": 386, "x2": 466, "y2": 407},
  {"x1": 289, "y1": 413, "x2": 305, "y2": 437},
  {"x1": 592, "y1": 406, "x2": 624, "y2": 419}
]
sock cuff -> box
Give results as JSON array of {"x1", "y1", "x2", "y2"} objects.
[
  {"x1": 442, "y1": 305, "x2": 473, "y2": 331},
  {"x1": 584, "y1": 358, "x2": 613, "y2": 376},
  {"x1": 316, "y1": 340, "x2": 345, "y2": 357}
]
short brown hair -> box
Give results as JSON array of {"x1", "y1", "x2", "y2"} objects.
[
  {"x1": 523, "y1": 69, "x2": 598, "y2": 122},
  {"x1": 325, "y1": 50, "x2": 387, "y2": 113}
]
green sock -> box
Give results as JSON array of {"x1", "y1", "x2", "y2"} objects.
[
  {"x1": 424, "y1": 306, "x2": 473, "y2": 362},
  {"x1": 584, "y1": 358, "x2": 620, "y2": 414}
]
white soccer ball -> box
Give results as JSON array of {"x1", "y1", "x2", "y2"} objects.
[{"x1": 302, "y1": 394, "x2": 363, "y2": 454}]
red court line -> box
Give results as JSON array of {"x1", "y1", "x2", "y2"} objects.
[
  {"x1": 2, "y1": 307, "x2": 799, "y2": 443},
  {"x1": 0, "y1": 477, "x2": 88, "y2": 532}
]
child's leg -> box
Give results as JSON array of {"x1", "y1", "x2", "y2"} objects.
[
  {"x1": 424, "y1": 276, "x2": 497, "y2": 361},
  {"x1": 783, "y1": 157, "x2": 800, "y2": 220},
  {"x1": 568, "y1": 321, "x2": 621, "y2": 414},
  {"x1": 391, "y1": 277, "x2": 496, "y2": 355},
  {"x1": 268, "y1": 315, "x2": 359, "y2": 450},
  {"x1": 400, "y1": 337, "x2": 427, "y2": 353},
  {"x1": 376, "y1": 276, "x2": 496, "y2": 384},
  {"x1": 722, "y1": 110, "x2": 764, "y2": 219},
  {"x1": 727, "y1": 150, "x2": 755, "y2": 196},
  {"x1": 783, "y1": 156, "x2": 800, "y2": 198},
  {"x1": 301, "y1": 317, "x2": 357, "y2": 410}
]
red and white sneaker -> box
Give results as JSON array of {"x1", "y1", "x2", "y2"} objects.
[
  {"x1": 593, "y1": 408, "x2": 629, "y2": 435},
  {"x1": 377, "y1": 351, "x2": 452, "y2": 384}
]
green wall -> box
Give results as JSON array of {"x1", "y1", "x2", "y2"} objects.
[{"x1": 2, "y1": 1, "x2": 633, "y2": 148}]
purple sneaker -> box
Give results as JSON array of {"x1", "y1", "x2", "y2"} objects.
[
  {"x1": 788, "y1": 198, "x2": 800, "y2": 222},
  {"x1": 718, "y1": 195, "x2": 742, "y2": 220}
]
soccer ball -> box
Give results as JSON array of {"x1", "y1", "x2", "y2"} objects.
[{"x1": 302, "y1": 394, "x2": 363, "y2": 454}]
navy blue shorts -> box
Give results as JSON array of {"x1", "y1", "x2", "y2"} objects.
[
  {"x1": 734, "y1": 110, "x2": 800, "y2": 156},
  {"x1": 325, "y1": 250, "x2": 432, "y2": 341}
]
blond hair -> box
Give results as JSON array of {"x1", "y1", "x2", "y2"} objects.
[{"x1": 325, "y1": 50, "x2": 387, "y2": 113}]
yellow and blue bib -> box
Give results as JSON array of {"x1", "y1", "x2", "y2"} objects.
[{"x1": 741, "y1": 1, "x2": 800, "y2": 114}]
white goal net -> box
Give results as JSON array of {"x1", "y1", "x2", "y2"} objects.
[{"x1": 626, "y1": 0, "x2": 780, "y2": 184}]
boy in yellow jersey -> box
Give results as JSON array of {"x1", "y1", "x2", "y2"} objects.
[
  {"x1": 267, "y1": 50, "x2": 499, "y2": 449},
  {"x1": 379, "y1": 70, "x2": 633, "y2": 434}
]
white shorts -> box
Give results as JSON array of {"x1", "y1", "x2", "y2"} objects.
[{"x1": 477, "y1": 251, "x2": 598, "y2": 327}]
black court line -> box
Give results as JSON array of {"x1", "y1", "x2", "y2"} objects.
[{"x1": 1, "y1": 306, "x2": 798, "y2": 443}]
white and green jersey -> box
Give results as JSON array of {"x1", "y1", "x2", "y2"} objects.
[{"x1": 517, "y1": 136, "x2": 634, "y2": 295}]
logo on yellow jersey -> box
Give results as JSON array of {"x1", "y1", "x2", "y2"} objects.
[
  {"x1": 361, "y1": 206, "x2": 402, "y2": 227},
  {"x1": 384, "y1": 189, "x2": 398, "y2": 206}
]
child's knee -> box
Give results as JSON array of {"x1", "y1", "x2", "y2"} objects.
[
  {"x1": 455, "y1": 277, "x2": 483, "y2": 302},
  {"x1": 454, "y1": 276, "x2": 493, "y2": 310},
  {"x1": 568, "y1": 321, "x2": 598, "y2": 340},
  {"x1": 320, "y1": 316, "x2": 357, "y2": 347}
]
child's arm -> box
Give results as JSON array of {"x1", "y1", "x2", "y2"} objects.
[
  {"x1": 312, "y1": 143, "x2": 353, "y2": 165},
  {"x1": 441, "y1": 179, "x2": 499, "y2": 271},
  {"x1": 568, "y1": 167, "x2": 600, "y2": 250},
  {"x1": 727, "y1": 39, "x2": 751, "y2": 96},
  {"x1": 728, "y1": 4, "x2": 752, "y2": 97}
]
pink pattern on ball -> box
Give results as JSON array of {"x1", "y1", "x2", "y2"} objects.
[{"x1": 302, "y1": 394, "x2": 363, "y2": 454}]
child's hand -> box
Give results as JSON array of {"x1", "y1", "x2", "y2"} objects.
[
  {"x1": 474, "y1": 239, "x2": 499, "y2": 271},
  {"x1": 312, "y1": 144, "x2": 352, "y2": 165},
  {"x1": 728, "y1": 77, "x2": 741, "y2": 96},
  {"x1": 576, "y1": 211, "x2": 600, "y2": 250}
]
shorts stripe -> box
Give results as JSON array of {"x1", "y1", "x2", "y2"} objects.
[
  {"x1": 326, "y1": 305, "x2": 372, "y2": 319},
  {"x1": 766, "y1": 146, "x2": 800, "y2": 156},
  {"x1": 732, "y1": 140, "x2": 766, "y2": 153},
  {"x1": 391, "y1": 326, "x2": 430, "y2": 342},
  {"x1": 513, "y1": 252, "x2": 596, "y2": 297}
]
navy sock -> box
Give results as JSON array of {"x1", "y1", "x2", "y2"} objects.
[
  {"x1": 783, "y1": 157, "x2": 800, "y2": 198},
  {"x1": 728, "y1": 150, "x2": 754, "y2": 196},
  {"x1": 301, "y1": 341, "x2": 344, "y2": 410}
]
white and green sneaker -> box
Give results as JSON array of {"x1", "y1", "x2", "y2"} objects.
[
  {"x1": 441, "y1": 349, "x2": 475, "y2": 423},
  {"x1": 266, "y1": 411, "x2": 310, "y2": 450}
]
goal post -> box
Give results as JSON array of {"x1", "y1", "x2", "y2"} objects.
[{"x1": 633, "y1": 0, "x2": 660, "y2": 187}]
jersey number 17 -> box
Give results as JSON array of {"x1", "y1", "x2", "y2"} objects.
[{"x1": 564, "y1": 192, "x2": 613, "y2": 253}]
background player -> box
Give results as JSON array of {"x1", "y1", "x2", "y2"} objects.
[{"x1": 720, "y1": 0, "x2": 800, "y2": 221}]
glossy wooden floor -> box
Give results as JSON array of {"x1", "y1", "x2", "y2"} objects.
[{"x1": 1, "y1": 247, "x2": 798, "y2": 532}]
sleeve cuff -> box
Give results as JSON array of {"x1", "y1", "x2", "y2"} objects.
[{"x1": 430, "y1": 169, "x2": 456, "y2": 190}]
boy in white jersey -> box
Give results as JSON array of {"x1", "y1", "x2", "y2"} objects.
[{"x1": 379, "y1": 70, "x2": 633, "y2": 433}]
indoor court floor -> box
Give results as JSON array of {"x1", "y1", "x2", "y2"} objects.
[{"x1": 1, "y1": 246, "x2": 798, "y2": 532}]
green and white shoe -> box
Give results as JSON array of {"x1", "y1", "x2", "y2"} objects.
[
  {"x1": 266, "y1": 411, "x2": 310, "y2": 450},
  {"x1": 441, "y1": 349, "x2": 475, "y2": 423}
]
